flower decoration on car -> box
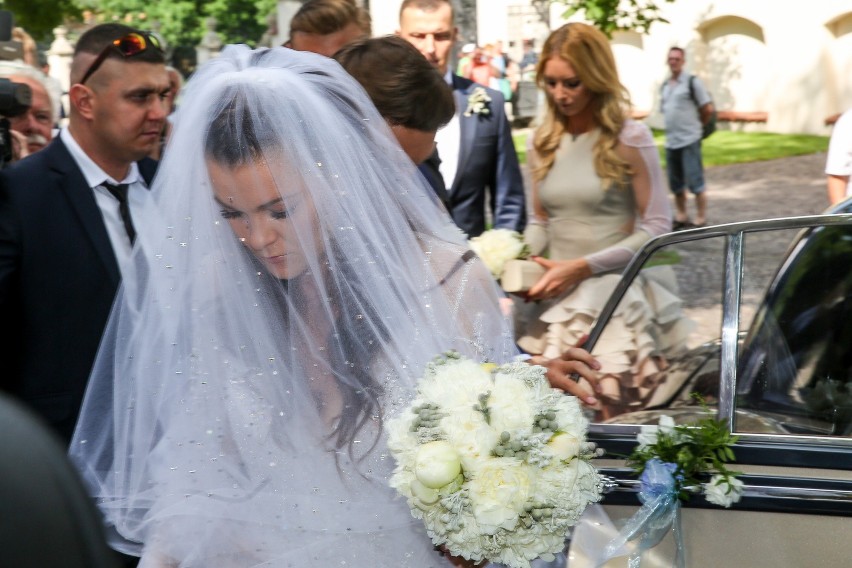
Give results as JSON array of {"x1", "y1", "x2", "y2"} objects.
[
  {"x1": 628, "y1": 402, "x2": 741, "y2": 507},
  {"x1": 599, "y1": 396, "x2": 742, "y2": 566},
  {"x1": 463, "y1": 87, "x2": 492, "y2": 117},
  {"x1": 386, "y1": 351, "x2": 602, "y2": 568}
]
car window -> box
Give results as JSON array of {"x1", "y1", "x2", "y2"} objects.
[
  {"x1": 736, "y1": 224, "x2": 852, "y2": 437},
  {"x1": 588, "y1": 236, "x2": 726, "y2": 422},
  {"x1": 587, "y1": 221, "x2": 852, "y2": 438}
]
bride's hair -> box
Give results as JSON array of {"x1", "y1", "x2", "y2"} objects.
[{"x1": 205, "y1": 89, "x2": 386, "y2": 457}]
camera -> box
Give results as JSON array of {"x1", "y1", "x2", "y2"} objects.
[
  {"x1": 0, "y1": 78, "x2": 31, "y2": 117},
  {"x1": 0, "y1": 10, "x2": 31, "y2": 167},
  {"x1": 0, "y1": 78, "x2": 31, "y2": 168}
]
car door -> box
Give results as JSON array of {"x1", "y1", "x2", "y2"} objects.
[{"x1": 569, "y1": 213, "x2": 852, "y2": 567}]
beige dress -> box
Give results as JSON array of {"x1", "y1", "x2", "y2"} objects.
[{"x1": 516, "y1": 121, "x2": 689, "y2": 413}]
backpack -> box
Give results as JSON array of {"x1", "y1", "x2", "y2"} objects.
[
  {"x1": 663, "y1": 75, "x2": 717, "y2": 139},
  {"x1": 687, "y1": 75, "x2": 717, "y2": 139}
]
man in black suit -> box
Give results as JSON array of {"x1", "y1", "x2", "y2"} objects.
[
  {"x1": 397, "y1": 0, "x2": 526, "y2": 237},
  {"x1": 0, "y1": 23, "x2": 169, "y2": 445}
]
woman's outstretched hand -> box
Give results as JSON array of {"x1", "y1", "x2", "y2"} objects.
[
  {"x1": 528, "y1": 335, "x2": 602, "y2": 406},
  {"x1": 526, "y1": 256, "x2": 592, "y2": 301}
]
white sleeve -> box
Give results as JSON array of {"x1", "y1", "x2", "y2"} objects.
[
  {"x1": 584, "y1": 120, "x2": 672, "y2": 274},
  {"x1": 826, "y1": 110, "x2": 852, "y2": 177}
]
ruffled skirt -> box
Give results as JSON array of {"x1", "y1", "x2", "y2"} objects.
[{"x1": 514, "y1": 267, "x2": 692, "y2": 417}]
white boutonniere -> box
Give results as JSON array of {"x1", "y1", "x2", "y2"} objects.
[{"x1": 463, "y1": 87, "x2": 492, "y2": 117}]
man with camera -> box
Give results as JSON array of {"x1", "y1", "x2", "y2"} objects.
[
  {"x1": 0, "y1": 62, "x2": 58, "y2": 161},
  {"x1": 0, "y1": 23, "x2": 170, "y2": 447}
]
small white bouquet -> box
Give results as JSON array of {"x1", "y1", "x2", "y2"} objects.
[
  {"x1": 387, "y1": 352, "x2": 603, "y2": 568},
  {"x1": 469, "y1": 229, "x2": 543, "y2": 293}
]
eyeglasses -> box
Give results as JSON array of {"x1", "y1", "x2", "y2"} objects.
[{"x1": 80, "y1": 32, "x2": 163, "y2": 86}]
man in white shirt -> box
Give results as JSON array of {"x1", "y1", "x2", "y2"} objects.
[{"x1": 0, "y1": 22, "x2": 169, "y2": 448}]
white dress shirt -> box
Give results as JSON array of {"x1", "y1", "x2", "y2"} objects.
[
  {"x1": 60, "y1": 128, "x2": 148, "y2": 276},
  {"x1": 434, "y1": 69, "x2": 463, "y2": 190}
]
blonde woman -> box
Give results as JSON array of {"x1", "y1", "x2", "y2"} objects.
[{"x1": 516, "y1": 23, "x2": 679, "y2": 418}]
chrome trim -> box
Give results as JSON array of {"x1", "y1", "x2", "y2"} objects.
[
  {"x1": 599, "y1": 475, "x2": 852, "y2": 502},
  {"x1": 719, "y1": 231, "x2": 742, "y2": 429}
]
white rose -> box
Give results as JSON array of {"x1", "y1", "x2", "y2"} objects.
[
  {"x1": 467, "y1": 461, "x2": 533, "y2": 534},
  {"x1": 637, "y1": 415, "x2": 676, "y2": 448},
  {"x1": 414, "y1": 440, "x2": 462, "y2": 489},
  {"x1": 703, "y1": 475, "x2": 744, "y2": 508}
]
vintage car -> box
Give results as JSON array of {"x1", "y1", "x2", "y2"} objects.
[{"x1": 571, "y1": 209, "x2": 852, "y2": 567}]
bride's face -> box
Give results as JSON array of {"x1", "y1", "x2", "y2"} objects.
[{"x1": 209, "y1": 158, "x2": 320, "y2": 280}]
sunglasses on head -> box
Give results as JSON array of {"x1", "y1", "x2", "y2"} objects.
[{"x1": 80, "y1": 32, "x2": 163, "y2": 86}]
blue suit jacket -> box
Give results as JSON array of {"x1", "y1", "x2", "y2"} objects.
[
  {"x1": 0, "y1": 137, "x2": 157, "y2": 445},
  {"x1": 443, "y1": 74, "x2": 526, "y2": 237}
]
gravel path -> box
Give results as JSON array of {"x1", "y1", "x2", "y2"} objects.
[{"x1": 700, "y1": 151, "x2": 829, "y2": 224}]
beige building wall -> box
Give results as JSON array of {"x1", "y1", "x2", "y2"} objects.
[{"x1": 371, "y1": 0, "x2": 852, "y2": 135}]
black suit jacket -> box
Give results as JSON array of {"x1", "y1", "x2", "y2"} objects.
[
  {"x1": 445, "y1": 74, "x2": 526, "y2": 237},
  {"x1": 0, "y1": 137, "x2": 157, "y2": 445}
]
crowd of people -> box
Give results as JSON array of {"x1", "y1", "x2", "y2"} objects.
[{"x1": 0, "y1": 0, "x2": 846, "y2": 566}]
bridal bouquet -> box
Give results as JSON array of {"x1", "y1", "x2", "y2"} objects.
[
  {"x1": 469, "y1": 229, "x2": 543, "y2": 293},
  {"x1": 387, "y1": 352, "x2": 602, "y2": 568}
]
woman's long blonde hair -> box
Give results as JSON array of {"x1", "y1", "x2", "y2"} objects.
[{"x1": 532, "y1": 23, "x2": 632, "y2": 187}]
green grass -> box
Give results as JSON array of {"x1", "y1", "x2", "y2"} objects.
[{"x1": 512, "y1": 128, "x2": 829, "y2": 168}]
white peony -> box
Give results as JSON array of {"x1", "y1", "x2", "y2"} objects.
[
  {"x1": 703, "y1": 475, "x2": 744, "y2": 508},
  {"x1": 415, "y1": 440, "x2": 462, "y2": 489},
  {"x1": 418, "y1": 359, "x2": 493, "y2": 412},
  {"x1": 442, "y1": 409, "x2": 498, "y2": 472},
  {"x1": 467, "y1": 460, "x2": 533, "y2": 534},
  {"x1": 488, "y1": 373, "x2": 535, "y2": 432},
  {"x1": 469, "y1": 229, "x2": 527, "y2": 278}
]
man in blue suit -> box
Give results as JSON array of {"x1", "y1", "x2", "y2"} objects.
[
  {"x1": 398, "y1": 0, "x2": 526, "y2": 238},
  {"x1": 0, "y1": 23, "x2": 169, "y2": 446}
]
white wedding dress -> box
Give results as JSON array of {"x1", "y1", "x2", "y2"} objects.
[{"x1": 70, "y1": 46, "x2": 518, "y2": 567}]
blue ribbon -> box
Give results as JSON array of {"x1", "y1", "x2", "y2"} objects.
[{"x1": 595, "y1": 459, "x2": 685, "y2": 568}]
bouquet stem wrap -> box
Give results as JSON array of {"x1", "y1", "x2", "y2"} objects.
[{"x1": 596, "y1": 459, "x2": 685, "y2": 568}]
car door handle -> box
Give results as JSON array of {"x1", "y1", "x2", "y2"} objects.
[{"x1": 599, "y1": 474, "x2": 852, "y2": 502}]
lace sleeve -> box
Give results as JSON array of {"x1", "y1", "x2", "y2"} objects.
[{"x1": 585, "y1": 120, "x2": 672, "y2": 273}]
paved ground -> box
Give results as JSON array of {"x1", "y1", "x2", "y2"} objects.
[
  {"x1": 698, "y1": 151, "x2": 829, "y2": 224},
  {"x1": 661, "y1": 151, "x2": 831, "y2": 342}
]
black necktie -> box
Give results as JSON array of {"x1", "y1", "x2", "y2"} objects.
[{"x1": 103, "y1": 182, "x2": 136, "y2": 244}]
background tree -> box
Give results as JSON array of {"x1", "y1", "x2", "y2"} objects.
[
  {"x1": 551, "y1": 0, "x2": 676, "y2": 37},
  {"x1": 2, "y1": 0, "x2": 81, "y2": 40},
  {"x1": 78, "y1": 0, "x2": 277, "y2": 51}
]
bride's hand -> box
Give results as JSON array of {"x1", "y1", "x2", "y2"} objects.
[{"x1": 526, "y1": 256, "x2": 591, "y2": 301}]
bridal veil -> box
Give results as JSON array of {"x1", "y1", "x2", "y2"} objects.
[{"x1": 70, "y1": 46, "x2": 517, "y2": 567}]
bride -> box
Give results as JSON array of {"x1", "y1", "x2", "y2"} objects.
[{"x1": 69, "y1": 46, "x2": 524, "y2": 567}]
